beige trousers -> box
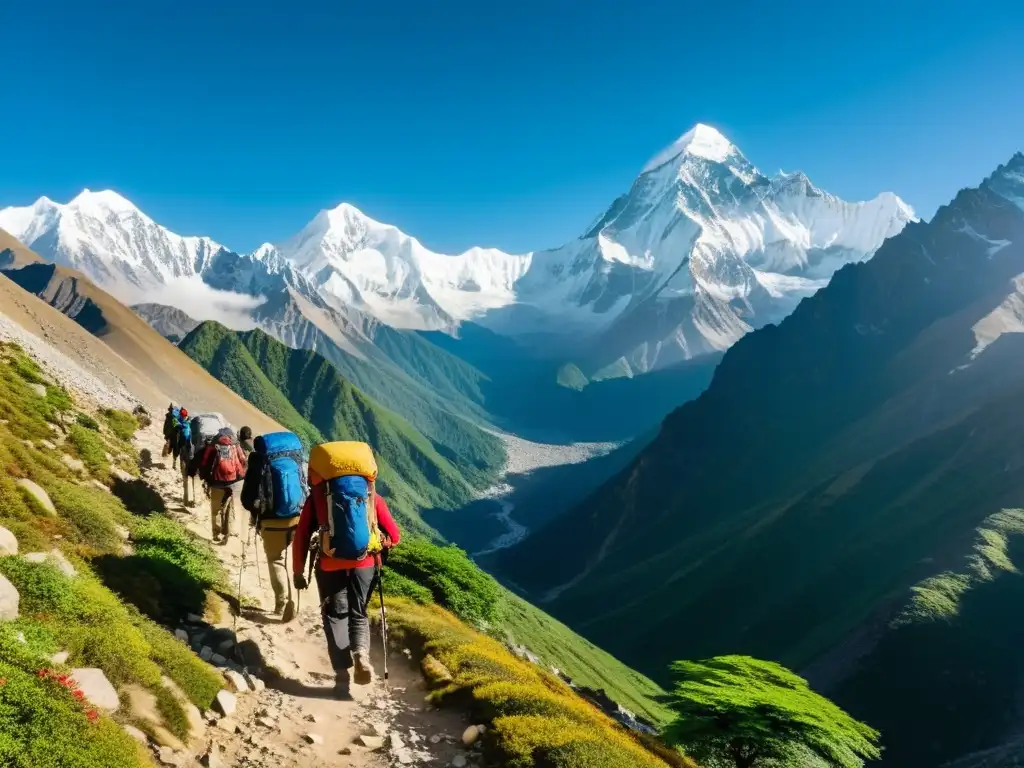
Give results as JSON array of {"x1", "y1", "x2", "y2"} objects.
[
  {"x1": 210, "y1": 487, "x2": 234, "y2": 540},
  {"x1": 261, "y1": 527, "x2": 292, "y2": 610}
]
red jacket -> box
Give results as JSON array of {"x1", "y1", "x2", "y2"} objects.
[{"x1": 292, "y1": 486, "x2": 400, "y2": 573}]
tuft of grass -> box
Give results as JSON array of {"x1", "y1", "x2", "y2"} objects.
[{"x1": 387, "y1": 598, "x2": 674, "y2": 768}]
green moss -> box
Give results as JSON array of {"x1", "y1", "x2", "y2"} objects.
[
  {"x1": 99, "y1": 408, "x2": 139, "y2": 442},
  {"x1": 67, "y1": 424, "x2": 109, "y2": 477},
  {"x1": 75, "y1": 413, "x2": 100, "y2": 431}
]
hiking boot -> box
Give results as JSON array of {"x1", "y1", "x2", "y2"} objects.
[
  {"x1": 352, "y1": 651, "x2": 373, "y2": 685},
  {"x1": 334, "y1": 669, "x2": 352, "y2": 700}
]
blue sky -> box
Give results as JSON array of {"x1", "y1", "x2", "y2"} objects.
[{"x1": 0, "y1": 0, "x2": 1021, "y2": 254}]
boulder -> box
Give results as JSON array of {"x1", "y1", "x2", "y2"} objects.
[
  {"x1": 210, "y1": 653, "x2": 228, "y2": 667},
  {"x1": 23, "y1": 549, "x2": 76, "y2": 578},
  {"x1": 50, "y1": 650, "x2": 70, "y2": 665},
  {"x1": 213, "y1": 689, "x2": 237, "y2": 717},
  {"x1": 357, "y1": 734, "x2": 384, "y2": 750},
  {"x1": 122, "y1": 724, "x2": 148, "y2": 744},
  {"x1": 16, "y1": 479, "x2": 55, "y2": 515},
  {"x1": 0, "y1": 526, "x2": 19, "y2": 556},
  {"x1": 304, "y1": 733, "x2": 324, "y2": 745},
  {"x1": 0, "y1": 573, "x2": 19, "y2": 620},
  {"x1": 40, "y1": 439, "x2": 57, "y2": 451},
  {"x1": 71, "y1": 668, "x2": 120, "y2": 711},
  {"x1": 199, "y1": 646, "x2": 213, "y2": 661},
  {"x1": 29, "y1": 383, "x2": 47, "y2": 398},
  {"x1": 61, "y1": 455, "x2": 86, "y2": 474},
  {"x1": 462, "y1": 725, "x2": 483, "y2": 746},
  {"x1": 451, "y1": 755, "x2": 468, "y2": 768},
  {"x1": 200, "y1": 750, "x2": 223, "y2": 768},
  {"x1": 223, "y1": 670, "x2": 248, "y2": 693},
  {"x1": 174, "y1": 628, "x2": 188, "y2": 642}
]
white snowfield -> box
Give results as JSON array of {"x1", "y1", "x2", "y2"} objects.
[{"x1": 0, "y1": 123, "x2": 915, "y2": 376}]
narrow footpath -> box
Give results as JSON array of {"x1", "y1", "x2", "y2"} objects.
[{"x1": 137, "y1": 426, "x2": 477, "y2": 768}]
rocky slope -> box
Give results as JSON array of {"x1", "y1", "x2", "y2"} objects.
[{"x1": 501, "y1": 153, "x2": 1024, "y2": 766}]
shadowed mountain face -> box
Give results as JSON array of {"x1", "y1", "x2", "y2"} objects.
[{"x1": 500, "y1": 154, "x2": 1024, "y2": 766}]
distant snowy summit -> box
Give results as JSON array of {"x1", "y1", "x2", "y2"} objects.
[{"x1": 0, "y1": 124, "x2": 914, "y2": 378}]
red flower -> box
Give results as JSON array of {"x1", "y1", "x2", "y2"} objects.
[
  {"x1": 86, "y1": 710, "x2": 99, "y2": 723},
  {"x1": 73, "y1": 690, "x2": 84, "y2": 700}
]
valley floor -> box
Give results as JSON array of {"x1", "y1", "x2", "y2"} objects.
[{"x1": 471, "y1": 432, "x2": 618, "y2": 555}]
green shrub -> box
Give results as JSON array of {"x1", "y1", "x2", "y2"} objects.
[
  {"x1": 386, "y1": 538, "x2": 503, "y2": 625},
  {"x1": 134, "y1": 617, "x2": 221, "y2": 710},
  {"x1": 100, "y1": 408, "x2": 139, "y2": 442},
  {"x1": 75, "y1": 413, "x2": 100, "y2": 431},
  {"x1": 67, "y1": 424, "x2": 109, "y2": 477},
  {"x1": 45, "y1": 480, "x2": 126, "y2": 554},
  {"x1": 382, "y1": 568, "x2": 433, "y2": 604}
]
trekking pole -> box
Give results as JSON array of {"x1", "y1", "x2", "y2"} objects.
[
  {"x1": 233, "y1": 532, "x2": 248, "y2": 636},
  {"x1": 376, "y1": 561, "x2": 389, "y2": 689},
  {"x1": 253, "y1": 526, "x2": 263, "y2": 589}
]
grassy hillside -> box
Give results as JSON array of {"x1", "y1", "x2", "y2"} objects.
[
  {"x1": 0, "y1": 343, "x2": 224, "y2": 764},
  {"x1": 179, "y1": 321, "x2": 494, "y2": 535}
]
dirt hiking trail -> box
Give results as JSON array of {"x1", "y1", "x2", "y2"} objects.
[{"x1": 138, "y1": 426, "x2": 479, "y2": 768}]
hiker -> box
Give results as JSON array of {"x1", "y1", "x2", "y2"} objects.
[
  {"x1": 190, "y1": 423, "x2": 247, "y2": 544},
  {"x1": 239, "y1": 426, "x2": 254, "y2": 457},
  {"x1": 173, "y1": 408, "x2": 195, "y2": 506},
  {"x1": 241, "y1": 431, "x2": 305, "y2": 617},
  {"x1": 291, "y1": 441, "x2": 400, "y2": 697},
  {"x1": 162, "y1": 404, "x2": 179, "y2": 466}
]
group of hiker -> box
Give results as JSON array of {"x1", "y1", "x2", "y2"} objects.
[{"x1": 162, "y1": 404, "x2": 400, "y2": 697}]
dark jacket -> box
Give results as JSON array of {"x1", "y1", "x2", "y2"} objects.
[
  {"x1": 240, "y1": 450, "x2": 299, "y2": 531},
  {"x1": 173, "y1": 422, "x2": 194, "y2": 463},
  {"x1": 162, "y1": 410, "x2": 177, "y2": 441}
]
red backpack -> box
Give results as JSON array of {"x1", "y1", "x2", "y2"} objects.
[{"x1": 205, "y1": 430, "x2": 245, "y2": 484}]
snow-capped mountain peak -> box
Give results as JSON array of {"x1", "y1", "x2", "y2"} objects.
[
  {"x1": 67, "y1": 188, "x2": 141, "y2": 216},
  {"x1": 642, "y1": 123, "x2": 737, "y2": 173}
]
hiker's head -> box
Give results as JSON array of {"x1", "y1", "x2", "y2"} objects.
[
  {"x1": 180, "y1": 407, "x2": 189, "y2": 419},
  {"x1": 239, "y1": 426, "x2": 253, "y2": 441}
]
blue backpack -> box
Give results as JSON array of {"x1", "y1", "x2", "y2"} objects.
[
  {"x1": 323, "y1": 475, "x2": 380, "y2": 560},
  {"x1": 255, "y1": 432, "x2": 305, "y2": 520},
  {"x1": 178, "y1": 420, "x2": 194, "y2": 461}
]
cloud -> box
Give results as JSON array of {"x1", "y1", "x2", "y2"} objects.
[{"x1": 121, "y1": 276, "x2": 266, "y2": 330}]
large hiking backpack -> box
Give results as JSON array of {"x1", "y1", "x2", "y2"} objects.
[
  {"x1": 255, "y1": 432, "x2": 305, "y2": 520},
  {"x1": 207, "y1": 428, "x2": 244, "y2": 484},
  {"x1": 308, "y1": 442, "x2": 380, "y2": 560}
]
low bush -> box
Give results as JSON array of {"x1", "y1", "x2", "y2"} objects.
[
  {"x1": 381, "y1": 568, "x2": 433, "y2": 604},
  {"x1": 67, "y1": 424, "x2": 109, "y2": 477},
  {"x1": 100, "y1": 408, "x2": 139, "y2": 442},
  {"x1": 387, "y1": 598, "x2": 673, "y2": 768},
  {"x1": 75, "y1": 412, "x2": 100, "y2": 431},
  {"x1": 386, "y1": 538, "x2": 503, "y2": 626}
]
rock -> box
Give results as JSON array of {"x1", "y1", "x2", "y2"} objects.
[
  {"x1": 462, "y1": 725, "x2": 483, "y2": 747},
  {"x1": 0, "y1": 573, "x2": 18, "y2": 620},
  {"x1": 216, "y1": 638, "x2": 235, "y2": 654},
  {"x1": 199, "y1": 646, "x2": 213, "y2": 661},
  {"x1": 122, "y1": 724, "x2": 148, "y2": 744},
  {"x1": 157, "y1": 746, "x2": 180, "y2": 766},
  {"x1": 51, "y1": 650, "x2": 70, "y2": 665},
  {"x1": 255, "y1": 716, "x2": 277, "y2": 729},
  {"x1": 214, "y1": 717, "x2": 237, "y2": 733},
  {"x1": 430, "y1": 734, "x2": 444, "y2": 745},
  {"x1": 200, "y1": 750, "x2": 223, "y2": 768},
  {"x1": 40, "y1": 439, "x2": 57, "y2": 451},
  {"x1": 124, "y1": 684, "x2": 186, "y2": 750},
  {"x1": 111, "y1": 467, "x2": 133, "y2": 483},
  {"x1": 174, "y1": 628, "x2": 188, "y2": 642},
  {"x1": 304, "y1": 733, "x2": 324, "y2": 745},
  {"x1": 367, "y1": 721, "x2": 388, "y2": 737},
  {"x1": 357, "y1": 734, "x2": 384, "y2": 750},
  {"x1": 89, "y1": 479, "x2": 110, "y2": 493},
  {"x1": 451, "y1": 756, "x2": 468, "y2": 768},
  {"x1": 251, "y1": 676, "x2": 266, "y2": 693},
  {"x1": 304, "y1": 713, "x2": 320, "y2": 723},
  {"x1": 0, "y1": 526, "x2": 19, "y2": 556},
  {"x1": 339, "y1": 746, "x2": 352, "y2": 755},
  {"x1": 23, "y1": 549, "x2": 76, "y2": 578},
  {"x1": 29, "y1": 383, "x2": 47, "y2": 398},
  {"x1": 223, "y1": 670, "x2": 248, "y2": 693},
  {"x1": 210, "y1": 653, "x2": 228, "y2": 667},
  {"x1": 213, "y1": 689, "x2": 236, "y2": 717},
  {"x1": 16, "y1": 479, "x2": 56, "y2": 515},
  {"x1": 61, "y1": 455, "x2": 86, "y2": 474},
  {"x1": 71, "y1": 668, "x2": 120, "y2": 711},
  {"x1": 185, "y1": 613, "x2": 204, "y2": 624}
]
